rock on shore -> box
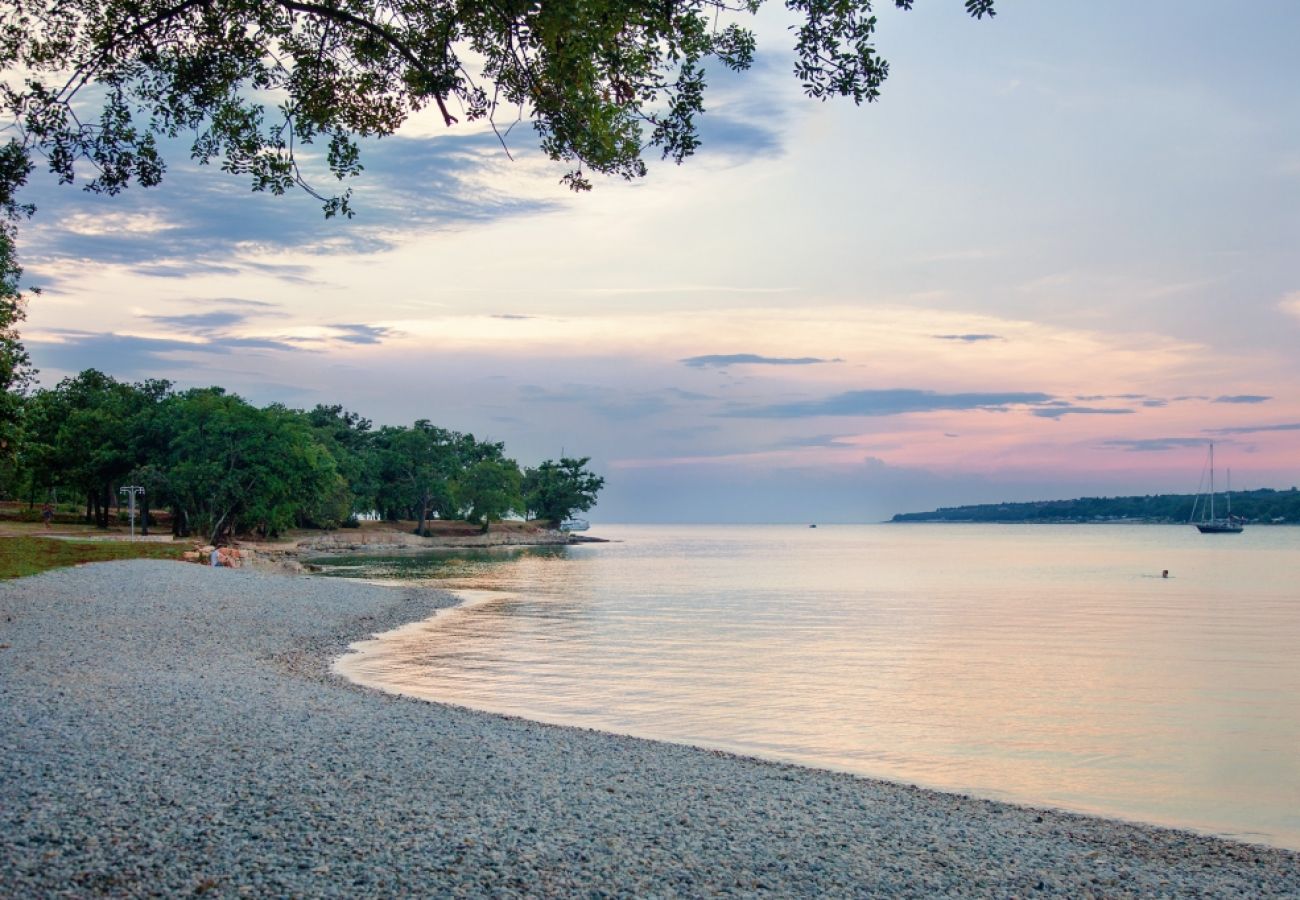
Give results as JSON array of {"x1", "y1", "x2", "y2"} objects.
[
  {"x1": 235, "y1": 525, "x2": 579, "y2": 574},
  {"x1": 2, "y1": 561, "x2": 1297, "y2": 897}
]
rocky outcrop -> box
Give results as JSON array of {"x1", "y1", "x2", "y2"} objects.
[{"x1": 231, "y1": 527, "x2": 577, "y2": 574}]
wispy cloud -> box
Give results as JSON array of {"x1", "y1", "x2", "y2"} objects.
[
  {"x1": 932, "y1": 333, "x2": 1003, "y2": 342},
  {"x1": 724, "y1": 389, "x2": 1054, "y2": 418},
  {"x1": 1213, "y1": 394, "x2": 1271, "y2": 404},
  {"x1": 188, "y1": 297, "x2": 282, "y2": 310},
  {"x1": 146, "y1": 311, "x2": 256, "y2": 330},
  {"x1": 27, "y1": 330, "x2": 307, "y2": 376},
  {"x1": 21, "y1": 132, "x2": 558, "y2": 271},
  {"x1": 695, "y1": 113, "x2": 784, "y2": 162},
  {"x1": 331, "y1": 323, "x2": 397, "y2": 345},
  {"x1": 1207, "y1": 422, "x2": 1300, "y2": 435},
  {"x1": 1102, "y1": 437, "x2": 1213, "y2": 452},
  {"x1": 1075, "y1": 393, "x2": 1166, "y2": 407},
  {"x1": 681, "y1": 353, "x2": 842, "y2": 369},
  {"x1": 141, "y1": 303, "x2": 396, "y2": 349},
  {"x1": 1032, "y1": 406, "x2": 1135, "y2": 419}
]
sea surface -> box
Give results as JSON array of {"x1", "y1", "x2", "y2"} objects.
[{"x1": 321, "y1": 524, "x2": 1300, "y2": 849}]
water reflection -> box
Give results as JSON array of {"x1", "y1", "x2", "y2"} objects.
[{"x1": 323, "y1": 524, "x2": 1300, "y2": 849}]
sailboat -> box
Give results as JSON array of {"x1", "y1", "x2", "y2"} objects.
[{"x1": 1191, "y1": 443, "x2": 1243, "y2": 534}]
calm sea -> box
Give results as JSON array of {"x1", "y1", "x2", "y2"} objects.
[{"x1": 321, "y1": 524, "x2": 1300, "y2": 849}]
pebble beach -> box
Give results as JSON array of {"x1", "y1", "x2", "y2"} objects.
[{"x1": 2, "y1": 560, "x2": 1297, "y2": 897}]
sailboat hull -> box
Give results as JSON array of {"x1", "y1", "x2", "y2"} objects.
[{"x1": 1196, "y1": 522, "x2": 1243, "y2": 534}]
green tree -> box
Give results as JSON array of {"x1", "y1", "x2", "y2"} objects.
[
  {"x1": 21, "y1": 370, "x2": 159, "y2": 526},
  {"x1": 455, "y1": 458, "x2": 523, "y2": 533},
  {"x1": 373, "y1": 421, "x2": 514, "y2": 534},
  {"x1": 0, "y1": 123, "x2": 34, "y2": 487},
  {"x1": 375, "y1": 421, "x2": 463, "y2": 536},
  {"x1": 1, "y1": 1, "x2": 995, "y2": 217},
  {"x1": 165, "y1": 389, "x2": 344, "y2": 541},
  {"x1": 0, "y1": 285, "x2": 31, "y2": 471},
  {"x1": 304, "y1": 404, "x2": 378, "y2": 523},
  {"x1": 523, "y1": 456, "x2": 605, "y2": 526},
  {"x1": 0, "y1": 222, "x2": 34, "y2": 477}
]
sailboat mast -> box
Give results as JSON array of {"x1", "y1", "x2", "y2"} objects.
[{"x1": 1209, "y1": 443, "x2": 1215, "y2": 520}]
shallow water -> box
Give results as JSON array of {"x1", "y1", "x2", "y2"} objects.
[{"x1": 323, "y1": 524, "x2": 1300, "y2": 849}]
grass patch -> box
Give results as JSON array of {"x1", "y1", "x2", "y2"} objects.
[{"x1": 0, "y1": 536, "x2": 190, "y2": 580}]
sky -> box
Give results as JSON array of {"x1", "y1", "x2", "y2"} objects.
[{"x1": 15, "y1": 1, "x2": 1300, "y2": 523}]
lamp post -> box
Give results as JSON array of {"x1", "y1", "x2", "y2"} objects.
[{"x1": 119, "y1": 485, "x2": 144, "y2": 539}]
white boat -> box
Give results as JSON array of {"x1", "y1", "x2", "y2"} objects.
[
  {"x1": 1191, "y1": 443, "x2": 1243, "y2": 534},
  {"x1": 560, "y1": 518, "x2": 590, "y2": 532}
]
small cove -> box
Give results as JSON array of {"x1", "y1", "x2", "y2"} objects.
[{"x1": 322, "y1": 523, "x2": 1300, "y2": 849}]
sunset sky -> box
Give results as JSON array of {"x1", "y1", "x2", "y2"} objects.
[{"x1": 15, "y1": 1, "x2": 1300, "y2": 522}]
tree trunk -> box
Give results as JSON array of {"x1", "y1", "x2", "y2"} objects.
[
  {"x1": 416, "y1": 496, "x2": 430, "y2": 537},
  {"x1": 210, "y1": 508, "x2": 231, "y2": 545}
]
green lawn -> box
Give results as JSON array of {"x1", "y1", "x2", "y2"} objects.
[{"x1": 0, "y1": 536, "x2": 190, "y2": 579}]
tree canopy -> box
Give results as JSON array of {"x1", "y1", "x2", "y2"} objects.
[
  {"x1": 523, "y1": 457, "x2": 605, "y2": 525},
  {"x1": 0, "y1": 169, "x2": 34, "y2": 466},
  {"x1": 0, "y1": 237, "x2": 32, "y2": 462},
  {"x1": 4, "y1": 368, "x2": 603, "y2": 541},
  {"x1": 0, "y1": 0, "x2": 995, "y2": 219}
]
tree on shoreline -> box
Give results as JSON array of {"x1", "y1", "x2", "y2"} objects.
[
  {"x1": 376, "y1": 421, "x2": 464, "y2": 537},
  {"x1": 456, "y1": 458, "x2": 523, "y2": 534},
  {"x1": 3, "y1": 369, "x2": 595, "y2": 540},
  {"x1": 523, "y1": 457, "x2": 604, "y2": 527}
]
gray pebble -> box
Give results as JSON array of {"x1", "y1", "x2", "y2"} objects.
[{"x1": 2, "y1": 560, "x2": 1297, "y2": 897}]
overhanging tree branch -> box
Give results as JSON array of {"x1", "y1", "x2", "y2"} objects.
[{"x1": 273, "y1": 0, "x2": 459, "y2": 126}]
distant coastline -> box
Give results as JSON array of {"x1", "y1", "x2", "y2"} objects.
[{"x1": 891, "y1": 487, "x2": 1300, "y2": 525}]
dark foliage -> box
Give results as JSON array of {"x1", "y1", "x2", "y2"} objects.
[
  {"x1": 2, "y1": 369, "x2": 601, "y2": 541},
  {"x1": 891, "y1": 488, "x2": 1300, "y2": 525}
]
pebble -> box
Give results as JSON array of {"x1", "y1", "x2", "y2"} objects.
[{"x1": 2, "y1": 561, "x2": 1298, "y2": 897}]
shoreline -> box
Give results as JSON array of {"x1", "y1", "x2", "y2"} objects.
[
  {"x1": 3, "y1": 561, "x2": 1298, "y2": 895},
  {"x1": 237, "y1": 525, "x2": 606, "y2": 575},
  {"x1": 329, "y1": 583, "x2": 1299, "y2": 854}
]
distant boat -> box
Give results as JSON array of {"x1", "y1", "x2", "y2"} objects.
[
  {"x1": 560, "y1": 518, "x2": 590, "y2": 532},
  {"x1": 1191, "y1": 443, "x2": 1243, "y2": 534},
  {"x1": 809, "y1": 524, "x2": 817, "y2": 528}
]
